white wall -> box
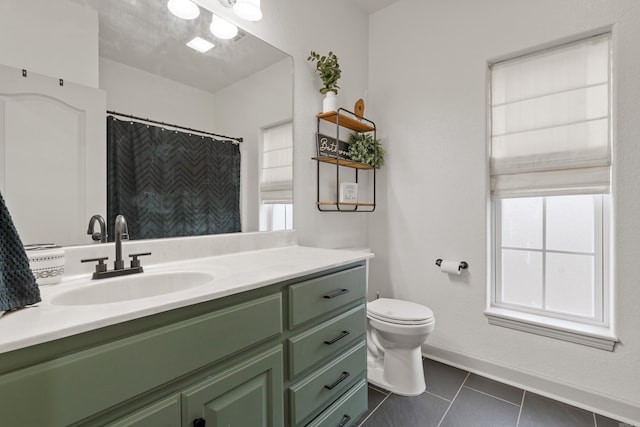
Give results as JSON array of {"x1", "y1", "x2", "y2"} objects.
[
  {"x1": 368, "y1": 0, "x2": 640, "y2": 423},
  {"x1": 195, "y1": 0, "x2": 371, "y2": 249},
  {"x1": 0, "y1": 0, "x2": 98, "y2": 87},
  {"x1": 213, "y1": 58, "x2": 293, "y2": 232},
  {"x1": 100, "y1": 58, "x2": 217, "y2": 132}
]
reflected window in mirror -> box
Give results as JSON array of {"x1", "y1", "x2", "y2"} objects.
[{"x1": 260, "y1": 121, "x2": 293, "y2": 231}]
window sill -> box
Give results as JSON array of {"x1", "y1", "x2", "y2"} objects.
[{"x1": 484, "y1": 307, "x2": 618, "y2": 351}]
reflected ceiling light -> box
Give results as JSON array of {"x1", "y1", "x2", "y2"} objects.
[
  {"x1": 210, "y1": 15, "x2": 239, "y2": 40},
  {"x1": 218, "y1": 0, "x2": 262, "y2": 22},
  {"x1": 167, "y1": 0, "x2": 200, "y2": 20},
  {"x1": 233, "y1": 0, "x2": 262, "y2": 21},
  {"x1": 186, "y1": 37, "x2": 215, "y2": 53}
]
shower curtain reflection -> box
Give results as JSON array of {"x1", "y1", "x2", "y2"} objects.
[{"x1": 107, "y1": 116, "x2": 241, "y2": 241}]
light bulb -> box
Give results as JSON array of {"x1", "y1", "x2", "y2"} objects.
[
  {"x1": 233, "y1": 0, "x2": 262, "y2": 21},
  {"x1": 167, "y1": 0, "x2": 200, "y2": 20},
  {"x1": 210, "y1": 15, "x2": 239, "y2": 40}
]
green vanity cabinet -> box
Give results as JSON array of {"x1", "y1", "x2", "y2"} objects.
[
  {"x1": 287, "y1": 264, "x2": 368, "y2": 426},
  {"x1": 182, "y1": 346, "x2": 283, "y2": 427},
  {"x1": 107, "y1": 394, "x2": 182, "y2": 427},
  {"x1": 0, "y1": 261, "x2": 367, "y2": 427}
]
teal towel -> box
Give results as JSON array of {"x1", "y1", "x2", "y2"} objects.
[{"x1": 0, "y1": 191, "x2": 41, "y2": 311}]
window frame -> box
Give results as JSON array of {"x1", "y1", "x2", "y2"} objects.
[{"x1": 485, "y1": 34, "x2": 617, "y2": 350}]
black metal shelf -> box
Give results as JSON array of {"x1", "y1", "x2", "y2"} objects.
[{"x1": 314, "y1": 108, "x2": 377, "y2": 212}]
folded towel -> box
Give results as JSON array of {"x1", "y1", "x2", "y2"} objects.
[{"x1": 0, "y1": 191, "x2": 41, "y2": 311}]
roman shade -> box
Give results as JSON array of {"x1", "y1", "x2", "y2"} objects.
[
  {"x1": 260, "y1": 121, "x2": 293, "y2": 203},
  {"x1": 490, "y1": 34, "x2": 611, "y2": 198}
]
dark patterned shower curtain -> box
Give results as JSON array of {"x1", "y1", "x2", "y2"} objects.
[{"x1": 107, "y1": 116, "x2": 241, "y2": 241}]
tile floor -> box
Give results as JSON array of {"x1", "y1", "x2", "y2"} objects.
[{"x1": 356, "y1": 359, "x2": 632, "y2": 427}]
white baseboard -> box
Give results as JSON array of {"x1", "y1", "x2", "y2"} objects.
[{"x1": 422, "y1": 343, "x2": 640, "y2": 427}]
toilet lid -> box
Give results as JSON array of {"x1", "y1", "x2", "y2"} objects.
[{"x1": 367, "y1": 298, "x2": 433, "y2": 324}]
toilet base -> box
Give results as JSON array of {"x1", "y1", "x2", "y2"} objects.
[{"x1": 367, "y1": 350, "x2": 426, "y2": 396}]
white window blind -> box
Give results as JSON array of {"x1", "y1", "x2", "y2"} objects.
[
  {"x1": 490, "y1": 34, "x2": 611, "y2": 198},
  {"x1": 260, "y1": 121, "x2": 293, "y2": 203}
]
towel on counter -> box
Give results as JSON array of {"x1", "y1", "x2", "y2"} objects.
[{"x1": 0, "y1": 191, "x2": 41, "y2": 311}]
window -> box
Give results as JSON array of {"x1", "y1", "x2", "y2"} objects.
[
  {"x1": 487, "y1": 34, "x2": 617, "y2": 350},
  {"x1": 260, "y1": 121, "x2": 293, "y2": 231},
  {"x1": 495, "y1": 194, "x2": 608, "y2": 322}
]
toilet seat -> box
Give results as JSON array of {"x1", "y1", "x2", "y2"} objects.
[{"x1": 367, "y1": 298, "x2": 433, "y2": 325}]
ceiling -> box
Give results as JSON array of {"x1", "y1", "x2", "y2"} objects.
[
  {"x1": 65, "y1": 0, "x2": 398, "y2": 93},
  {"x1": 66, "y1": 0, "x2": 288, "y2": 93},
  {"x1": 349, "y1": 0, "x2": 401, "y2": 15}
]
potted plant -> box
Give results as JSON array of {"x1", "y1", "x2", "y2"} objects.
[
  {"x1": 308, "y1": 50, "x2": 341, "y2": 112},
  {"x1": 348, "y1": 132, "x2": 384, "y2": 168}
]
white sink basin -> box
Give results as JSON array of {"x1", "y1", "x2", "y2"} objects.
[{"x1": 50, "y1": 271, "x2": 218, "y2": 306}]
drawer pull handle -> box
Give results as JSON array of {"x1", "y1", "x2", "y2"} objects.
[
  {"x1": 324, "y1": 288, "x2": 350, "y2": 299},
  {"x1": 324, "y1": 371, "x2": 350, "y2": 390},
  {"x1": 338, "y1": 414, "x2": 351, "y2": 427},
  {"x1": 324, "y1": 330, "x2": 350, "y2": 345}
]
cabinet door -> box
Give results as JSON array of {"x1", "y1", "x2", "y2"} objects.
[
  {"x1": 106, "y1": 394, "x2": 181, "y2": 427},
  {"x1": 182, "y1": 346, "x2": 283, "y2": 427}
]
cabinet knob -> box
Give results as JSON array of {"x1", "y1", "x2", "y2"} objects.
[{"x1": 193, "y1": 418, "x2": 206, "y2": 427}]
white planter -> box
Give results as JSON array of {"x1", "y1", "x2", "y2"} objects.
[{"x1": 322, "y1": 91, "x2": 337, "y2": 113}]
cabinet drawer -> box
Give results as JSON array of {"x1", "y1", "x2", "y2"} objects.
[
  {"x1": 305, "y1": 379, "x2": 367, "y2": 427},
  {"x1": 288, "y1": 305, "x2": 365, "y2": 377},
  {"x1": 290, "y1": 342, "x2": 366, "y2": 426},
  {"x1": 289, "y1": 265, "x2": 366, "y2": 328},
  {"x1": 106, "y1": 394, "x2": 180, "y2": 427}
]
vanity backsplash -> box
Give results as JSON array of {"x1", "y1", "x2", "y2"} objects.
[{"x1": 60, "y1": 230, "x2": 298, "y2": 279}]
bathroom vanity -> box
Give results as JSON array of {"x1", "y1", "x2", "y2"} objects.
[{"x1": 0, "y1": 242, "x2": 370, "y2": 426}]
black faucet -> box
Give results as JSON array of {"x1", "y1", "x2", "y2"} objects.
[
  {"x1": 114, "y1": 214, "x2": 129, "y2": 270},
  {"x1": 87, "y1": 214, "x2": 107, "y2": 243},
  {"x1": 81, "y1": 215, "x2": 151, "y2": 279}
]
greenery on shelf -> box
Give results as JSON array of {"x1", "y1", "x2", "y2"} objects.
[
  {"x1": 307, "y1": 50, "x2": 341, "y2": 94},
  {"x1": 348, "y1": 132, "x2": 384, "y2": 168}
]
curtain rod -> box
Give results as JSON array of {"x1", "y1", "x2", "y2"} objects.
[{"x1": 107, "y1": 110, "x2": 243, "y2": 143}]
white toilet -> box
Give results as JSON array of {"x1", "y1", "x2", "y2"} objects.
[{"x1": 366, "y1": 298, "x2": 435, "y2": 396}]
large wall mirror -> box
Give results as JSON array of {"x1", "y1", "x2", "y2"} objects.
[{"x1": 0, "y1": 0, "x2": 293, "y2": 247}]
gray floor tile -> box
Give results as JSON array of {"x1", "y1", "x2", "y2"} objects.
[
  {"x1": 423, "y1": 358, "x2": 468, "y2": 400},
  {"x1": 355, "y1": 386, "x2": 388, "y2": 425},
  {"x1": 360, "y1": 392, "x2": 449, "y2": 427},
  {"x1": 595, "y1": 413, "x2": 632, "y2": 427},
  {"x1": 368, "y1": 382, "x2": 391, "y2": 395},
  {"x1": 463, "y1": 373, "x2": 524, "y2": 405},
  {"x1": 519, "y1": 392, "x2": 596, "y2": 427},
  {"x1": 439, "y1": 387, "x2": 520, "y2": 427}
]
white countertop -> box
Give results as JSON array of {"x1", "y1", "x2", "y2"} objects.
[{"x1": 0, "y1": 245, "x2": 372, "y2": 354}]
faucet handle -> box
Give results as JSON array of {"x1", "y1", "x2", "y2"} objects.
[
  {"x1": 129, "y1": 252, "x2": 151, "y2": 268},
  {"x1": 81, "y1": 257, "x2": 109, "y2": 274}
]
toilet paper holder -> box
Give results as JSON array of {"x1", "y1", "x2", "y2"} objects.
[{"x1": 435, "y1": 259, "x2": 468, "y2": 270}]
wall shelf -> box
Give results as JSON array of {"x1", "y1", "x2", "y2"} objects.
[
  {"x1": 316, "y1": 111, "x2": 375, "y2": 133},
  {"x1": 314, "y1": 108, "x2": 377, "y2": 212},
  {"x1": 316, "y1": 202, "x2": 376, "y2": 207},
  {"x1": 312, "y1": 156, "x2": 374, "y2": 170}
]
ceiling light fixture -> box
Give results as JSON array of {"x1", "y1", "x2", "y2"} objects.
[
  {"x1": 186, "y1": 37, "x2": 215, "y2": 53},
  {"x1": 218, "y1": 0, "x2": 262, "y2": 22},
  {"x1": 167, "y1": 0, "x2": 200, "y2": 20},
  {"x1": 210, "y1": 15, "x2": 239, "y2": 40}
]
